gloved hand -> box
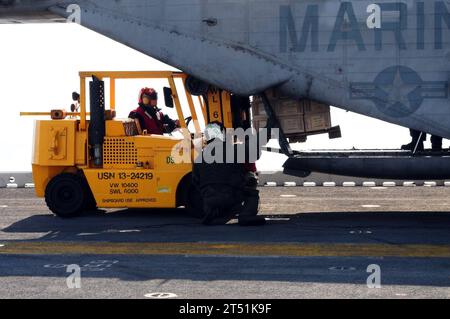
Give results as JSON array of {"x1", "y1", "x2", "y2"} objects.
[{"x1": 163, "y1": 115, "x2": 178, "y2": 133}]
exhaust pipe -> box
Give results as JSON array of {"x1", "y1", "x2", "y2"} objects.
[{"x1": 88, "y1": 76, "x2": 105, "y2": 167}]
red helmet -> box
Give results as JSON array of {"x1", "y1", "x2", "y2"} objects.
[{"x1": 139, "y1": 87, "x2": 158, "y2": 103}]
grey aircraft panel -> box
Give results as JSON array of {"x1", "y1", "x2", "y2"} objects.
[{"x1": 1, "y1": 0, "x2": 449, "y2": 138}]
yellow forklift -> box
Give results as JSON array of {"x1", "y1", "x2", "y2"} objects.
[{"x1": 22, "y1": 71, "x2": 236, "y2": 217}]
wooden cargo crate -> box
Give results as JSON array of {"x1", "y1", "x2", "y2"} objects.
[
  {"x1": 302, "y1": 100, "x2": 330, "y2": 114},
  {"x1": 251, "y1": 98, "x2": 303, "y2": 117},
  {"x1": 304, "y1": 112, "x2": 331, "y2": 132},
  {"x1": 251, "y1": 95, "x2": 332, "y2": 139},
  {"x1": 253, "y1": 113, "x2": 330, "y2": 133},
  {"x1": 252, "y1": 97, "x2": 328, "y2": 115},
  {"x1": 253, "y1": 114, "x2": 305, "y2": 134}
]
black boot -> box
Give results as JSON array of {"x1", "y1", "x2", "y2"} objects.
[
  {"x1": 239, "y1": 193, "x2": 259, "y2": 217},
  {"x1": 432, "y1": 142, "x2": 443, "y2": 151},
  {"x1": 238, "y1": 189, "x2": 265, "y2": 226},
  {"x1": 238, "y1": 188, "x2": 260, "y2": 216},
  {"x1": 401, "y1": 141, "x2": 424, "y2": 151},
  {"x1": 203, "y1": 205, "x2": 240, "y2": 226},
  {"x1": 402, "y1": 129, "x2": 425, "y2": 151},
  {"x1": 202, "y1": 207, "x2": 220, "y2": 225}
]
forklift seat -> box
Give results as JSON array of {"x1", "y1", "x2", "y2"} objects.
[{"x1": 123, "y1": 119, "x2": 141, "y2": 136}]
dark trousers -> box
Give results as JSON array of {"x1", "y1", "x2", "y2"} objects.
[
  {"x1": 200, "y1": 172, "x2": 260, "y2": 220},
  {"x1": 410, "y1": 129, "x2": 442, "y2": 148},
  {"x1": 201, "y1": 185, "x2": 243, "y2": 218},
  {"x1": 240, "y1": 172, "x2": 260, "y2": 217}
]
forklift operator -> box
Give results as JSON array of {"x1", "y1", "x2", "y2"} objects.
[{"x1": 129, "y1": 87, "x2": 180, "y2": 135}]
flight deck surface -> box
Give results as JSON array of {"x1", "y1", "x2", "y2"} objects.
[{"x1": 0, "y1": 188, "x2": 448, "y2": 299}]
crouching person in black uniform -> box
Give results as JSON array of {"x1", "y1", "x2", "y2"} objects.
[{"x1": 192, "y1": 122, "x2": 266, "y2": 226}]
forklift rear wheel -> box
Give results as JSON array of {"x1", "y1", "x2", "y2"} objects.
[{"x1": 45, "y1": 173, "x2": 88, "y2": 218}]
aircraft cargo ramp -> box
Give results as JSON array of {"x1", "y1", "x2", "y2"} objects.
[{"x1": 284, "y1": 149, "x2": 450, "y2": 180}]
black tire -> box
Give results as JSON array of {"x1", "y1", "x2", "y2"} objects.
[
  {"x1": 85, "y1": 196, "x2": 98, "y2": 212},
  {"x1": 176, "y1": 174, "x2": 205, "y2": 219},
  {"x1": 45, "y1": 173, "x2": 89, "y2": 218},
  {"x1": 186, "y1": 185, "x2": 205, "y2": 219},
  {"x1": 83, "y1": 179, "x2": 98, "y2": 212}
]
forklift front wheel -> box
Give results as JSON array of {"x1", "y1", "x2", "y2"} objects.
[
  {"x1": 186, "y1": 185, "x2": 205, "y2": 219},
  {"x1": 45, "y1": 173, "x2": 88, "y2": 218}
]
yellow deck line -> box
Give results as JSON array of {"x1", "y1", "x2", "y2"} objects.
[{"x1": 0, "y1": 242, "x2": 449, "y2": 258}]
